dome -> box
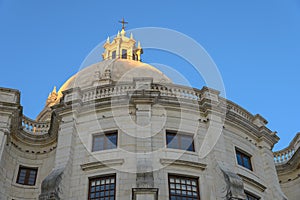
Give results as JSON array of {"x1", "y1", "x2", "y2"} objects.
[
  {"x1": 37, "y1": 59, "x2": 171, "y2": 121},
  {"x1": 58, "y1": 59, "x2": 172, "y2": 93},
  {"x1": 37, "y1": 28, "x2": 173, "y2": 121}
]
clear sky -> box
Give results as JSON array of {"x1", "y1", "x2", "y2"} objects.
[{"x1": 0, "y1": 0, "x2": 299, "y2": 151}]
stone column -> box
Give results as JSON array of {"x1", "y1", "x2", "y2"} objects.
[
  {"x1": 0, "y1": 88, "x2": 20, "y2": 199},
  {"x1": 259, "y1": 141, "x2": 287, "y2": 199},
  {"x1": 131, "y1": 78, "x2": 158, "y2": 200},
  {"x1": 39, "y1": 115, "x2": 77, "y2": 200},
  {"x1": 39, "y1": 89, "x2": 81, "y2": 200},
  {"x1": 135, "y1": 103, "x2": 154, "y2": 187}
]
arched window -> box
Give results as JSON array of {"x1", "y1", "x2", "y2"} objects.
[
  {"x1": 122, "y1": 49, "x2": 127, "y2": 59},
  {"x1": 112, "y1": 51, "x2": 116, "y2": 59}
]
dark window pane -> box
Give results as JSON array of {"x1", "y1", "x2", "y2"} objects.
[
  {"x1": 166, "y1": 133, "x2": 175, "y2": 145},
  {"x1": 106, "y1": 134, "x2": 117, "y2": 150},
  {"x1": 181, "y1": 135, "x2": 194, "y2": 151},
  {"x1": 243, "y1": 157, "x2": 251, "y2": 170},
  {"x1": 122, "y1": 49, "x2": 127, "y2": 59},
  {"x1": 167, "y1": 133, "x2": 179, "y2": 149},
  {"x1": 236, "y1": 153, "x2": 242, "y2": 165},
  {"x1": 112, "y1": 51, "x2": 116, "y2": 59}
]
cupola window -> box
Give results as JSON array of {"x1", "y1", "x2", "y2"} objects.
[
  {"x1": 112, "y1": 50, "x2": 116, "y2": 59},
  {"x1": 121, "y1": 49, "x2": 127, "y2": 59}
]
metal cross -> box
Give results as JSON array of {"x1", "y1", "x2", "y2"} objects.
[{"x1": 119, "y1": 18, "x2": 128, "y2": 30}]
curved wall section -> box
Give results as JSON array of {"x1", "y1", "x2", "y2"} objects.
[{"x1": 0, "y1": 77, "x2": 288, "y2": 200}]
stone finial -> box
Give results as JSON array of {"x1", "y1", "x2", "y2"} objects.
[
  {"x1": 46, "y1": 86, "x2": 58, "y2": 106},
  {"x1": 52, "y1": 86, "x2": 57, "y2": 93},
  {"x1": 120, "y1": 28, "x2": 126, "y2": 36}
]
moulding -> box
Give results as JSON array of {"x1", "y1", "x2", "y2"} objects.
[
  {"x1": 160, "y1": 158, "x2": 207, "y2": 170},
  {"x1": 80, "y1": 159, "x2": 124, "y2": 171},
  {"x1": 238, "y1": 173, "x2": 267, "y2": 192}
]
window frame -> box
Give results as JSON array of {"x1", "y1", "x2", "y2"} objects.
[
  {"x1": 235, "y1": 147, "x2": 253, "y2": 171},
  {"x1": 168, "y1": 174, "x2": 200, "y2": 200},
  {"x1": 111, "y1": 50, "x2": 116, "y2": 59},
  {"x1": 16, "y1": 166, "x2": 38, "y2": 186},
  {"x1": 166, "y1": 131, "x2": 195, "y2": 152},
  {"x1": 121, "y1": 49, "x2": 127, "y2": 59},
  {"x1": 88, "y1": 174, "x2": 116, "y2": 200},
  {"x1": 92, "y1": 131, "x2": 118, "y2": 152}
]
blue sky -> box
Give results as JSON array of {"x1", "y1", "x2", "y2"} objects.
[{"x1": 0, "y1": 0, "x2": 299, "y2": 150}]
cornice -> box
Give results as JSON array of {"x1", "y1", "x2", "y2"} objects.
[
  {"x1": 80, "y1": 159, "x2": 125, "y2": 171},
  {"x1": 238, "y1": 173, "x2": 267, "y2": 192},
  {"x1": 160, "y1": 158, "x2": 207, "y2": 170}
]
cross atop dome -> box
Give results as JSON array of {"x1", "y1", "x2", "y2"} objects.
[
  {"x1": 102, "y1": 20, "x2": 143, "y2": 61},
  {"x1": 119, "y1": 18, "x2": 128, "y2": 30}
]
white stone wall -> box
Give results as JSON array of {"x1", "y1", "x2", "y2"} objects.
[
  {"x1": 0, "y1": 86, "x2": 289, "y2": 200},
  {"x1": 49, "y1": 102, "x2": 285, "y2": 199},
  {"x1": 0, "y1": 144, "x2": 56, "y2": 200}
]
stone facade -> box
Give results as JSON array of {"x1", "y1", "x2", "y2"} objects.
[
  {"x1": 274, "y1": 133, "x2": 300, "y2": 200},
  {"x1": 0, "y1": 27, "x2": 297, "y2": 200}
]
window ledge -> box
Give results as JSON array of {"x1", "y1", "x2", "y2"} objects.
[
  {"x1": 92, "y1": 148, "x2": 119, "y2": 154},
  {"x1": 81, "y1": 158, "x2": 124, "y2": 171},
  {"x1": 11, "y1": 182, "x2": 39, "y2": 189},
  {"x1": 160, "y1": 158, "x2": 207, "y2": 170},
  {"x1": 236, "y1": 164, "x2": 255, "y2": 175},
  {"x1": 164, "y1": 148, "x2": 198, "y2": 156}
]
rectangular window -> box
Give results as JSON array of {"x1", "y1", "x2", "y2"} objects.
[
  {"x1": 88, "y1": 174, "x2": 116, "y2": 200},
  {"x1": 92, "y1": 131, "x2": 118, "y2": 152},
  {"x1": 122, "y1": 49, "x2": 127, "y2": 59},
  {"x1": 16, "y1": 166, "x2": 38, "y2": 186},
  {"x1": 168, "y1": 174, "x2": 200, "y2": 200},
  {"x1": 236, "y1": 148, "x2": 252, "y2": 170},
  {"x1": 166, "y1": 131, "x2": 195, "y2": 152},
  {"x1": 245, "y1": 191, "x2": 260, "y2": 200},
  {"x1": 112, "y1": 51, "x2": 116, "y2": 59}
]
